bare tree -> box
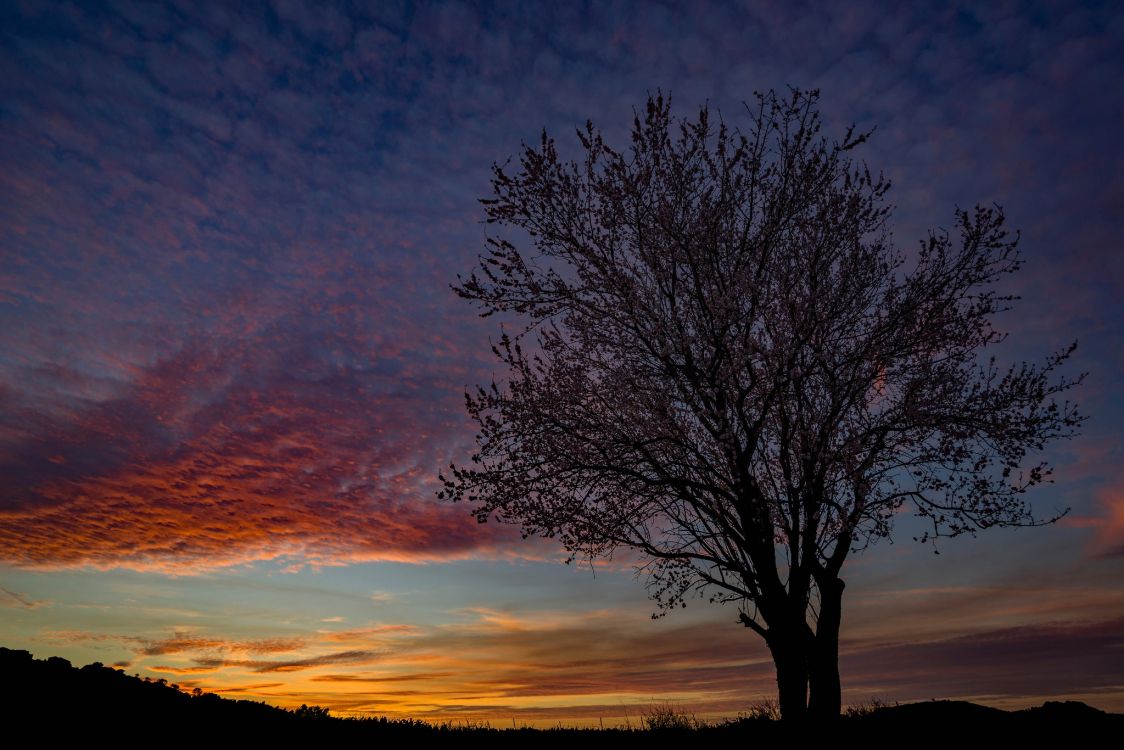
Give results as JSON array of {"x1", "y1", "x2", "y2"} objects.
[{"x1": 439, "y1": 89, "x2": 1084, "y2": 721}]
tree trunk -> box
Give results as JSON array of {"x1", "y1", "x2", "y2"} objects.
[
  {"x1": 767, "y1": 634, "x2": 808, "y2": 722},
  {"x1": 808, "y1": 577, "x2": 845, "y2": 719}
]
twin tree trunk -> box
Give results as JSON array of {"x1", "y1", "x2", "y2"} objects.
[{"x1": 763, "y1": 578, "x2": 844, "y2": 721}]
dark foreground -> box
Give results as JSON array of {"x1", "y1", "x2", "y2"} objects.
[{"x1": 2, "y1": 647, "x2": 1119, "y2": 743}]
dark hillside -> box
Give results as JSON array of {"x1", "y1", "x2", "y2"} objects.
[{"x1": 1, "y1": 647, "x2": 1118, "y2": 743}]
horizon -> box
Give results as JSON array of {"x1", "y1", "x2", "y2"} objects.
[
  {"x1": 2, "y1": 0, "x2": 1122, "y2": 722},
  {"x1": 3, "y1": 644, "x2": 1120, "y2": 727}
]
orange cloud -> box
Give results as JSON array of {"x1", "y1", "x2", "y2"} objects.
[
  {"x1": 53, "y1": 604, "x2": 1124, "y2": 722},
  {"x1": 0, "y1": 335, "x2": 517, "y2": 572},
  {"x1": 1090, "y1": 487, "x2": 1124, "y2": 557},
  {"x1": 42, "y1": 629, "x2": 307, "y2": 659},
  {"x1": 1060, "y1": 482, "x2": 1124, "y2": 558},
  {"x1": 321, "y1": 625, "x2": 422, "y2": 642},
  {"x1": 192, "y1": 649, "x2": 382, "y2": 673},
  {"x1": 139, "y1": 635, "x2": 306, "y2": 657},
  {"x1": 210, "y1": 682, "x2": 286, "y2": 694}
]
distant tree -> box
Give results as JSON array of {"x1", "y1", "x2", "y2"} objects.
[
  {"x1": 440, "y1": 89, "x2": 1085, "y2": 721},
  {"x1": 294, "y1": 703, "x2": 331, "y2": 721},
  {"x1": 45, "y1": 656, "x2": 71, "y2": 670}
]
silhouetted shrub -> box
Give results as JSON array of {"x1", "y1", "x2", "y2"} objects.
[{"x1": 642, "y1": 701, "x2": 703, "y2": 730}]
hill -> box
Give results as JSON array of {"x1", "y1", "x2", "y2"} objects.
[{"x1": 1, "y1": 646, "x2": 1119, "y2": 742}]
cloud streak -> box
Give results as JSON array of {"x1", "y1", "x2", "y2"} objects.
[
  {"x1": 61, "y1": 607, "x2": 1124, "y2": 720},
  {"x1": 0, "y1": 588, "x2": 47, "y2": 610}
]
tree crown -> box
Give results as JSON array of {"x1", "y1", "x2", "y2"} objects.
[{"x1": 441, "y1": 88, "x2": 1084, "y2": 626}]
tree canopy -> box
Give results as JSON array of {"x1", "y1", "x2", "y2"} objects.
[{"x1": 440, "y1": 88, "x2": 1084, "y2": 720}]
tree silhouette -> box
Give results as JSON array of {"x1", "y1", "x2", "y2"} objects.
[{"x1": 440, "y1": 89, "x2": 1085, "y2": 721}]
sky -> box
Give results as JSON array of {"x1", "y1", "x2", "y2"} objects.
[{"x1": 1, "y1": 0, "x2": 1122, "y2": 723}]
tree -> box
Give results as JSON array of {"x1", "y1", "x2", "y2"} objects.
[{"x1": 439, "y1": 89, "x2": 1084, "y2": 721}]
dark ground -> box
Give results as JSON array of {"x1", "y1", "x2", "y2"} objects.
[{"x1": 1, "y1": 647, "x2": 1118, "y2": 744}]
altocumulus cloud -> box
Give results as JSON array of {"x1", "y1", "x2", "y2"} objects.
[
  {"x1": 0, "y1": 0, "x2": 527, "y2": 571},
  {"x1": 0, "y1": 329, "x2": 515, "y2": 570}
]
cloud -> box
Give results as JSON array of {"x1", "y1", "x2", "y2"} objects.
[
  {"x1": 311, "y1": 672, "x2": 453, "y2": 684},
  {"x1": 42, "y1": 629, "x2": 306, "y2": 659},
  {"x1": 0, "y1": 0, "x2": 523, "y2": 573},
  {"x1": 839, "y1": 617, "x2": 1124, "y2": 704},
  {"x1": 40, "y1": 630, "x2": 129, "y2": 645},
  {"x1": 51, "y1": 621, "x2": 420, "y2": 677},
  {"x1": 114, "y1": 607, "x2": 1124, "y2": 719},
  {"x1": 1, "y1": 0, "x2": 1119, "y2": 579},
  {"x1": 210, "y1": 682, "x2": 286, "y2": 694},
  {"x1": 42, "y1": 593, "x2": 1124, "y2": 718},
  {"x1": 148, "y1": 664, "x2": 217, "y2": 675},
  {"x1": 1057, "y1": 450, "x2": 1124, "y2": 558},
  {"x1": 0, "y1": 587, "x2": 48, "y2": 609},
  {"x1": 139, "y1": 634, "x2": 306, "y2": 657},
  {"x1": 0, "y1": 328, "x2": 518, "y2": 571},
  {"x1": 321, "y1": 625, "x2": 421, "y2": 642},
  {"x1": 192, "y1": 649, "x2": 381, "y2": 674},
  {"x1": 1087, "y1": 487, "x2": 1124, "y2": 558}
]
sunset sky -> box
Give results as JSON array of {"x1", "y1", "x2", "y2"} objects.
[{"x1": 2, "y1": 0, "x2": 1122, "y2": 722}]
